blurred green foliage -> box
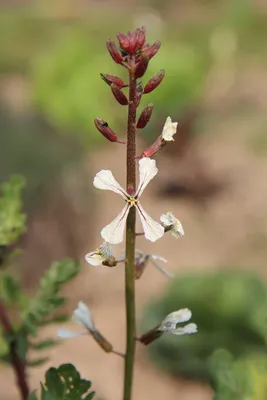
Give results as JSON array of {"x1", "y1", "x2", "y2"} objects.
[
  {"x1": 142, "y1": 269, "x2": 267, "y2": 381},
  {"x1": 210, "y1": 350, "x2": 267, "y2": 400},
  {"x1": 0, "y1": 176, "x2": 81, "y2": 387},
  {"x1": 0, "y1": 176, "x2": 26, "y2": 245}
]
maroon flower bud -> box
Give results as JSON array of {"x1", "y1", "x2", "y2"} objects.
[
  {"x1": 106, "y1": 39, "x2": 124, "y2": 64},
  {"x1": 137, "y1": 103, "x2": 154, "y2": 129},
  {"x1": 117, "y1": 27, "x2": 146, "y2": 55},
  {"x1": 144, "y1": 69, "x2": 165, "y2": 94},
  {"x1": 141, "y1": 137, "x2": 165, "y2": 158},
  {"x1": 135, "y1": 53, "x2": 149, "y2": 78},
  {"x1": 100, "y1": 73, "x2": 124, "y2": 88},
  {"x1": 142, "y1": 40, "x2": 161, "y2": 60},
  {"x1": 111, "y1": 83, "x2": 129, "y2": 105},
  {"x1": 94, "y1": 117, "x2": 125, "y2": 144},
  {"x1": 136, "y1": 26, "x2": 146, "y2": 49}
]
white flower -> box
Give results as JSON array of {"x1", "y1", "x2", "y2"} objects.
[
  {"x1": 57, "y1": 301, "x2": 95, "y2": 339},
  {"x1": 161, "y1": 116, "x2": 178, "y2": 142},
  {"x1": 135, "y1": 250, "x2": 174, "y2": 278},
  {"x1": 85, "y1": 242, "x2": 113, "y2": 267},
  {"x1": 160, "y1": 212, "x2": 184, "y2": 238},
  {"x1": 159, "y1": 308, "x2": 197, "y2": 335},
  {"x1": 94, "y1": 158, "x2": 164, "y2": 244}
]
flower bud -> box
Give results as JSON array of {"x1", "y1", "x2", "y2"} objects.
[
  {"x1": 135, "y1": 53, "x2": 149, "y2": 78},
  {"x1": 101, "y1": 73, "x2": 124, "y2": 88},
  {"x1": 111, "y1": 83, "x2": 129, "y2": 105},
  {"x1": 106, "y1": 39, "x2": 124, "y2": 64},
  {"x1": 94, "y1": 118, "x2": 119, "y2": 142},
  {"x1": 136, "y1": 26, "x2": 146, "y2": 49},
  {"x1": 137, "y1": 103, "x2": 154, "y2": 129},
  {"x1": 141, "y1": 137, "x2": 165, "y2": 158},
  {"x1": 144, "y1": 69, "x2": 165, "y2": 94},
  {"x1": 142, "y1": 40, "x2": 161, "y2": 60},
  {"x1": 117, "y1": 27, "x2": 146, "y2": 54}
]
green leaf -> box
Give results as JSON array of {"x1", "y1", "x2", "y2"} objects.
[
  {"x1": 0, "y1": 334, "x2": 9, "y2": 358},
  {"x1": 41, "y1": 363, "x2": 95, "y2": 400},
  {"x1": 30, "y1": 339, "x2": 59, "y2": 350},
  {"x1": 22, "y1": 259, "x2": 80, "y2": 333},
  {"x1": 0, "y1": 175, "x2": 26, "y2": 246},
  {"x1": 0, "y1": 274, "x2": 21, "y2": 304},
  {"x1": 27, "y1": 357, "x2": 49, "y2": 367},
  {"x1": 27, "y1": 392, "x2": 38, "y2": 400}
]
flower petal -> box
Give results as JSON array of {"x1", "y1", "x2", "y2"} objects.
[
  {"x1": 93, "y1": 170, "x2": 127, "y2": 198},
  {"x1": 85, "y1": 252, "x2": 103, "y2": 267},
  {"x1": 149, "y1": 257, "x2": 174, "y2": 278},
  {"x1": 160, "y1": 308, "x2": 192, "y2": 331},
  {"x1": 72, "y1": 301, "x2": 95, "y2": 331},
  {"x1": 135, "y1": 158, "x2": 158, "y2": 198},
  {"x1": 169, "y1": 323, "x2": 198, "y2": 335},
  {"x1": 99, "y1": 242, "x2": 113, "y2": 259},
  {"x1": 101, "y1": 204, "x2": 130, "y2": 244},
  {"x1": 162, "y1": 116, "x2": 178, "y2": 142},
  {"x1": 57, "y1": 328, "x2": 87, "y2": 339},
  {"x1": 136, "y1": 203, "x2": 164, "y2": 242}
]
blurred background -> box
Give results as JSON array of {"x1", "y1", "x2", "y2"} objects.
[{"x1": 1, "y1": 0, "x2": 267, "y2": 399}]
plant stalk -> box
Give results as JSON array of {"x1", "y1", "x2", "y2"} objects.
[
  {"x1": 0, "y1": 300, "x2": 29, "y2": 400},
  {"x1": 124, "y1": 59, "x2": 137, "y2": 400}
]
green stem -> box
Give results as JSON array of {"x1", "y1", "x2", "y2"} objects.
[{"x1": 123, "y1": 60, "x2": 137, "y2": 400}]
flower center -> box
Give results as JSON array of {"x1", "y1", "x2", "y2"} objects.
[{"x1": 127, "y1": 196, "x2": 137, "y2": 206}]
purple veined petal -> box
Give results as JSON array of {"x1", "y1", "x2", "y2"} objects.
[
  {"x1": 169, "y1": 323, "x2": 198, "y2": 335},
  {"x1": 57, "y1": 328, "x2": 88, "y2": 339},
  {"x1": 93, "y1": 170, "x2": 128, "y2": 199},
  {"x1": 136, "y1": 202, "x2": 164, "y2": 242},
  {"x1": 101, "y1": 203, "x2": 130, "y2": 244},
  {"x1": 135, "y1": 158, "x2": 158, "y2": 198}
]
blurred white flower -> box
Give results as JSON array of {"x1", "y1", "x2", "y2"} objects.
[
  {"x1": 57, "y1": 301, "x2": 95, "y2": 339},
  {"x1": 160, "y1": 212, "x2": 184, "y2": 238},
  {"x1": 159, "y1": 308, "x2": 197, "y2": 335},
  {"x1": 134, "y1": 250, "x2": 173, "y2": 279},
  {"x1": 94, "y1": 157, "x2": 164, "y2": 244},
  {"x1": 161, "y1": 117, "x2": 178, "y2": 142},
  {"x1": 85, "y1": 242, "x2": 113, "y2": 267}
]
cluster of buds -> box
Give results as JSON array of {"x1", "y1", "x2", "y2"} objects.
[{"x1": 95, "y1": 27, "x2": 169, "y2": 146}]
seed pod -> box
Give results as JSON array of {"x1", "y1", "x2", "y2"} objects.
[
  {"x1": 135, "y1": 54, "x2": 149, "y2": 78},
  {"x1": 137, "y1": 103, "x2": 154, "y2": 129},
  {"x1": 106, "y1": 39, "x2": 124, "y2": 64},
  {"x1": 94, "y1": 118, "x2": 118, "y2": 142},
  {"x1": 92, "y1": 330, "x2": 113, "y2": 353},
  {"x1": 142, "y1": 40, "x2": 161, "y2": 60},
  {"x1": 144, "y1": 69, "x2": 165, "y2": 94},
  {"x1": 111, "y1": 84, "x2": 129, "y2": 105},
  {"x1": 100, "y1": 73, "x2": 124, "y2": 88}
]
